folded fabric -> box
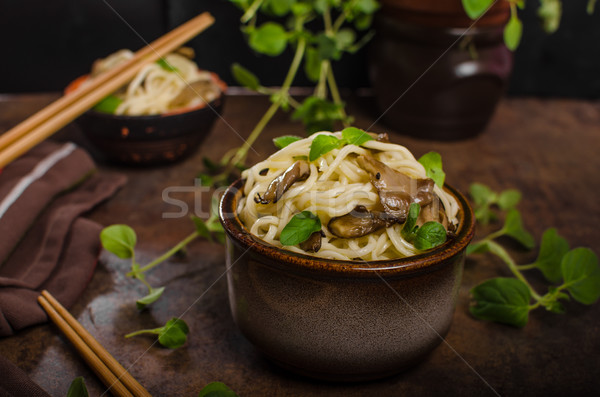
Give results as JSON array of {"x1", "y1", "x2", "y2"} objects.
[
  {"x1": 0, "y1": 354, "x2": 50, "y2": 397},
  {"x1": 0, "y1": 141, "x2": 127, "y2": 337}
]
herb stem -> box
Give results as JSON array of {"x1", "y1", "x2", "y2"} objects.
[
  {"x1": 241, "y1": 0, "x2": 263, "y2": 23},
  {"x1": 230, "y1": 34, "x2": 307, "y2": 167},
  {"x1": 124, "y1": 328, "x2": 157, "y2": 338},
  {"x1": 315, "y1": 61, "x2": 329, "y2": 99},
  {"x1": 326, "y1": 67, "x2": 349, "y2": 126},
  {"x1": 139, "y1": 231, "x2": 199, "y2": 273},
  {"x1": 487, "y1": 240, "x2": 543, "y2": 301},
  {"x1": 516, "y1": 263, "x2": 537, "y2": 271}
]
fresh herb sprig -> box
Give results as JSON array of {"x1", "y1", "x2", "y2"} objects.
[
  {"x1": 201, "y1": 0, "x2": 380, "y2": 186},
  {"x1": 401, "y1": 203, "x2": 447, "y2": 250},
  {"x1": 280, "y1": 210, "x2": 322, "y2": 246},
  {"x1": 467, "y1": 183, "x2": 600, "y2": 327},
  {"x1": 307, "y1": 127, "x2": 373, "y2": 161},
  {"x1": 67, "y1": 377, "x2": 89, "y2": 397},
  {"x1": 462, "y1": 0, "x2": 597, "y2": 51},
  {"x1": 125, "y1": 317, "x2": 190, "y2": 349},
  {"x1": 100, "y1": 198, "x2": 224, "y2": 310}
]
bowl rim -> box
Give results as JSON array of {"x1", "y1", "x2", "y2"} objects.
[
  {"x1": 219, "y1": 178, "x2": 476, "y2": 278},
  {"x1": 64, "y1": 71, "x2": 227, "y2": 121}
]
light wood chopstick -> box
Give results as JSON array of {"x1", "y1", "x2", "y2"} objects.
[
  {"x1": 0, "y1": 11, "x2": 214, "y2": 169},
  {"x1": 38, "y1": 290, "x2": 151, "y2": 397}
]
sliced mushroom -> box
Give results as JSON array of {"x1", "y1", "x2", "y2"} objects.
[
  {"x1": 357, "y1": 155, "x2": 435, "y2": 222},
  {"x1": 366, "y1": 132, "x2": 390, "y2": 143},
  {"x1": 418, "y1": 199, "x2": 449, "y2": 230},
  {"x1": 328, "y1": 205, "x2": 396, "y2": 238},
  {"x1": 255, "y1": 160, "x2": 310, "y2": 204},
  {"x1": 299, "y1": 230, "x2": 324, "y2": 252},
  {"x1": 169, "y1": 79, "x2": 221, "y2": 109}
]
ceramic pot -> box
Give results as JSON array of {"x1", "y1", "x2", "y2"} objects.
[
  {"x1": 65, "y1": 73, "x2": 226, "y2": 165},
  {"x1": 369, "y1": 0, "x2": 512, "y2": 140},
  {"x1": 219, "y1": 180, "x2": 475, "y2": 381}
]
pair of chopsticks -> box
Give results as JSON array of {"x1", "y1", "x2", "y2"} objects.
[
  {"x1": 0, "y1": 12, "x2": 214, "y2": 169},
  {"x1": 38, "y1": 290, "x2": 151, "y2": 397}
]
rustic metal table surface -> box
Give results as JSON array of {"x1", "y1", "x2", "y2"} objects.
[{"x1": 0, "y1": 93, "x2": 599, "y2": 396}]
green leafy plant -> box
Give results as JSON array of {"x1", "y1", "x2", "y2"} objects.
[
  {"x1": 280, "y1": 210, "x2": 322, "y2": 245},
  {"x1": 100, "y1": 198, "x2": 224, "y2": 311},
  {"x1": 201, "y1": 0, "x2": 380, "y2": 186},
  {"x1": 400, "y1": 203, "x2": 447, "y2": 250},
  {"x1": 198, "y1": 382, "x2": 239, "y2": 397},
  {"x1": 67, "y1": 377, "x2": 89, "y2": 397},
  {"x1": 125, "y1": 317, "x2": 190, "y2": 349},
  {"x1": 462, "y1": 0, "x2": 597, "y2": 51},
  {"x1": 467, "y1": 183, "x2": 600, "y2": 327}
]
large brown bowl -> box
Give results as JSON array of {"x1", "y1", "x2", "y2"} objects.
[{"x1": 219, "y1": 180, "x2": 475, "y2": 381}]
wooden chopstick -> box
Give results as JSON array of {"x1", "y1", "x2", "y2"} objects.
[
  {"x1": 0, "y1": 11, "x2": 214, "y2": 168},
  {"x1": 38, "y1": 290, "x2": 151, "y2": 397}
]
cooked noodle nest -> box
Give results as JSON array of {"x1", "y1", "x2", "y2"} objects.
[
  {"x1": 238, "y1": 132, "x2": 460, "y2": 261},
  {"x1": 86, "y1": 49, "x2": 220, "y2": 116}
]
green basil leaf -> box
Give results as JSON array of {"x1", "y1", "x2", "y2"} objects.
[
  {"x1": 67, "y1": 377, "x2": 89, "y2": 397},
  {"x1": 158, "y1": 318, "x2": 189, "y2": 349},
  {"x1": 401, "y1": 202, "x2": 420, "y2": 242},
  {"x1": 504, "y1": 12, "x2": 523, "y2": 51},
  {"x1": 136, "y1": 286, "x2": 165, "y2": 310},
  {"x1": 470, "y1": 277, "x2": 531, "y2": 327},
  {"x1": 353, "y1": 0, "x2": 380, "y2": 14},
  {"x1": 191, "y1": 215, "x2": 212, "y2": 240},
  {"x1": 273, "y1": 135, "x2": 302, "y2": 149},
  {"x1": 561, "y1": 247, "x2": 600, "y2": 305},
  {"x1": 414, "y1": 221, "x2": 447, "y2": 250},
  {"x1": 198, "y1": 382, "x2": 239, "y2": 397},
  {"x1": 469, "y1": 183, "x2": 496, "y2": 207},
  {"x1": 308, "y1": 134, "x2": 343, "y2": 161},
  {"x1": 100, "y1": 225, "x2": 137, "y2": 259},
  {"x1": 292, "y1": 96, "x2": 345, "y2": 134},
  {"x1": 588, "y1": 0, "x2": 597, "y2": 14},
  {"x1": 502, "y1": 209, "x2": 535, "y2": 249},
  {"x1": 466, "y1": 240, "x2": 491, "y2": 255},
  {"x1": 303, "y1": 46, "x2": 321, "y2": 82},
  {"x1": 261, "y1": 0, "x2": 294, "y2": 16},
  {"x1": 197, "y1": 173, "x2": 213, "y2": 187},
  {"x1": 341, "y1": 127, "x2": 372, "y2": 146},
  {"x1": 461, "y1": 0, "x2": 495, "y2": 19},
  {"x1": 537, "y1": 0, "x2": 562, "y2": 33},
  {"x1": 231, "y1": 63, "x2": 260, "y2": 91},
  {"x1": 249, "y1": 22, "x2": 288, "y2": 56},
  {"x1": 335, "y1": 28, "x2": 356, "y2": 51},
  {"x1": 156, "y1": 58, "x2": 178, "y2": 72},
  {"x1": 93, "y1": 95, "x2": 122, "y2": 114},
  {"x1": 497, "y1": 189, "x2": 522, "y2": 210},
  {"x1": 316, "y1": 33, "x2": 341, "y2": 61},
  {"x1": 280, "y1": 211, "x2": 322, "y2": 246},
  {"x1": 418, "y1": 151, "x2": 446, "y2": 187},
  {"x1": 532, "y1": 228, "x2": 570, "y2": 283}
]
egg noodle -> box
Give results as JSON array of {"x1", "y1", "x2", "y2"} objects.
[
  {"x1": 239, "y1": 131, "x2": 460, "y2": 261},
  {"x1": 86, "y1": 49, "x2": 220, "y2": 116}
]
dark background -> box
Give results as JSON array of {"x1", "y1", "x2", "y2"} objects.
[{"x1": 0, "y1": 0, "x2": 599, "y2": 97}]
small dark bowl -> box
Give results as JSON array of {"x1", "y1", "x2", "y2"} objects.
[
  {"x1": 219, "y1": 180, "x2": 475, "y2": 381},
  {"x1": 65, "y1": 73, "x2": 226, "y2": 165}
]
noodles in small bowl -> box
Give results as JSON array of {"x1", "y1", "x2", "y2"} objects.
[
  {"x1": 219, "y1": 130, "x2": 475, "y2": 380},
  {"x1": 65, "y1": 48, "x2": 226, "y2": 165}
]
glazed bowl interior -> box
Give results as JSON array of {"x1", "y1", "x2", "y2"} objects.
[
  {"x1": 219, "y1": 179, "x2": 475, "y2": 381},
  {"x1": 64, "y1": 73, "x2": 226, "y2": 165}
]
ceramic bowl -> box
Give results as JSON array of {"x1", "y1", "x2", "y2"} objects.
[
  {"x1": 219, "y1": 179, "x2": 475, "y2": 381},
  {"x1": 65, "y1": 73, "x2": 226, "y2": 165}
]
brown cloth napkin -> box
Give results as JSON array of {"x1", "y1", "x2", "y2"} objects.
[{"x1": 0, "y1": 141, "x2": 126, "y2": 336}]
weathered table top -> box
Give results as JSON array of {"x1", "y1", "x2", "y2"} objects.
[{"x1": 1, "y1": 93, "x2": 599, "y2": 396}]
